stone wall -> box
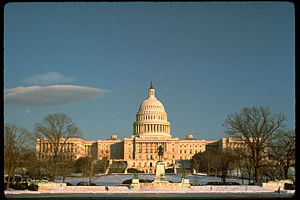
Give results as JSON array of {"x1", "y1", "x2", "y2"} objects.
[
  {"x1": 262, "y1": 180, "x2": 293, "y2": 191},
  {"x1": 38, "y1": 184, "x2": 129, "y2": 192},
  {"x1": 139, "y1": 182, "x2": 183, "y2": 190},
  {"x1": 37, "y1": 182, "x2": 67, "y2": 191}
]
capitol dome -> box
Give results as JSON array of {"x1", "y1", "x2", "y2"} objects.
[
  {"x1": 133, "y1": 81, "x2": 171, "y2": 138},
  {"x1": 138, "y1": 91, "x2": 166, "y2": 114}
]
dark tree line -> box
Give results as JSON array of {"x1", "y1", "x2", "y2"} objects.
[
  {"x1": 192, "y1": 106, "x2": 295, "y2": 184},
  {"x1": 191, "y1": 149, "x2": 239, "y2": 183},
  {"x1": 4, "y1": 113, "x2": 108, "y2": 189}
]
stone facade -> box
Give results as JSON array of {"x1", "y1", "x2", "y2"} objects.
[{"x1": 36, "y1": 82, "x2": 260, "y2": 173}]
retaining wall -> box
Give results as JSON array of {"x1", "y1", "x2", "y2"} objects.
[
  {"x1": 139, "y1": 182, "x2": 183, "y2": 190},
  {"x1": 262, "y1": 180, "x2": 293, "y2": 191},
  {"x1": 37, "y1": 182, "x2": 67, "y2": 191},
  {"x1": 38, "y1": 183, "x2": 129, "y2": 192}
]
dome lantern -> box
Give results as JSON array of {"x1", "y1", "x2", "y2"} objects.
[{"x1": 148, "y1": 81, "x2": 155, "y2": 98}]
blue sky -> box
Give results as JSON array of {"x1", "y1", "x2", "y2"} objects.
[{"x1": 4, "y1": 2, "x2": 295, "y2": 141}]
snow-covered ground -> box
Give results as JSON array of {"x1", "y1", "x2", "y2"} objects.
[
  {"x1": 4, "y1": 186, "x2": 295, "y2": 194},
  {"x1": 4, "y1": 175, "x2": 295, "y2": 195},
  {"x1": 55, "y1": 174, "x2": 249, "y2": 186}
]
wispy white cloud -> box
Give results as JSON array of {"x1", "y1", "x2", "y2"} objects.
[
  {"x1": 4, "y1": 85, "x2": 109, "y2": 105},
  {"x1": 23, "y1": 72, "x2": 75, "y2": 85}
]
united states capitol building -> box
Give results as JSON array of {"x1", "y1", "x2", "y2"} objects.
[{"x1": 36, "y1": 82, "x2": 247, "y2": 173}]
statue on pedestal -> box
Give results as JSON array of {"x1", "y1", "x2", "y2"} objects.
[{"x1": 158, "y1": 145, "x2": 164, "y2": 162}]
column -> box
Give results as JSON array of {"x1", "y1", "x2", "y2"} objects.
[{"x1": 141, "y1": 124, "x2": 143, "y2": 133}]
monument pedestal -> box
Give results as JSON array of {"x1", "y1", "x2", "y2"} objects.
[
  {"x1": 129, "y1": 173, "x2": 140, "y2": 189},
  {"x1": 129, "y1": 161, "x2": 191, "y2": 190},
  {"x1": 181, "y1": 177, "x2": 191, "y2": 189},
  {"x1": 154, "y1": 161, "x2": 167, "y2": 182}
]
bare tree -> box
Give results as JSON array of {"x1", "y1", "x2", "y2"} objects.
[
  {"x1": 192, "y1": 151, "x2": 215, "y2": 176},
  {"x1": 233, "y1": 147, "x2": 253, "y2": 184},
  {"x1": 217, "y1": 149, "x2": 238, "y2": 183},
  {"x1": 4, "y1": 123, "x2": 32, "y2": 189},
  {"x1": 34, "y1": 113, "x2": 81, "y2": 179},
  {"x1": 269, "y1": 130, "x2": 295, "y2": 179},
  {"x1": 223, "y1": 106, "x2": 286, "y2": 183},
  {"x1": 192, "y1": 149, "x2": 238, "y2": 183}
]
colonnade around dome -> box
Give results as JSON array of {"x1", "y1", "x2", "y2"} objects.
[{"x1": 133, "y1": 123, "x2": 170, "y2": 135}]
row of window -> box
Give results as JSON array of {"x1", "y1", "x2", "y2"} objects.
[
  {"x1": 179, "y1": 144, "x2": 202, "y2": 148},
  {"x1": 142, "y1": 105, "x2": 162, "y2": 109},
  {"x1": 179, "y1": 149, "x2": 199, "y2": 154},
  {"x1": 39, "y1": 154, "x2": 75, "y2": 160},
  {"x1": 136, "y1": 115, "x2": 165, "y2": 121},
  {"x1": 130, "y1": 161, "x2": 172, "y2": 168}
]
